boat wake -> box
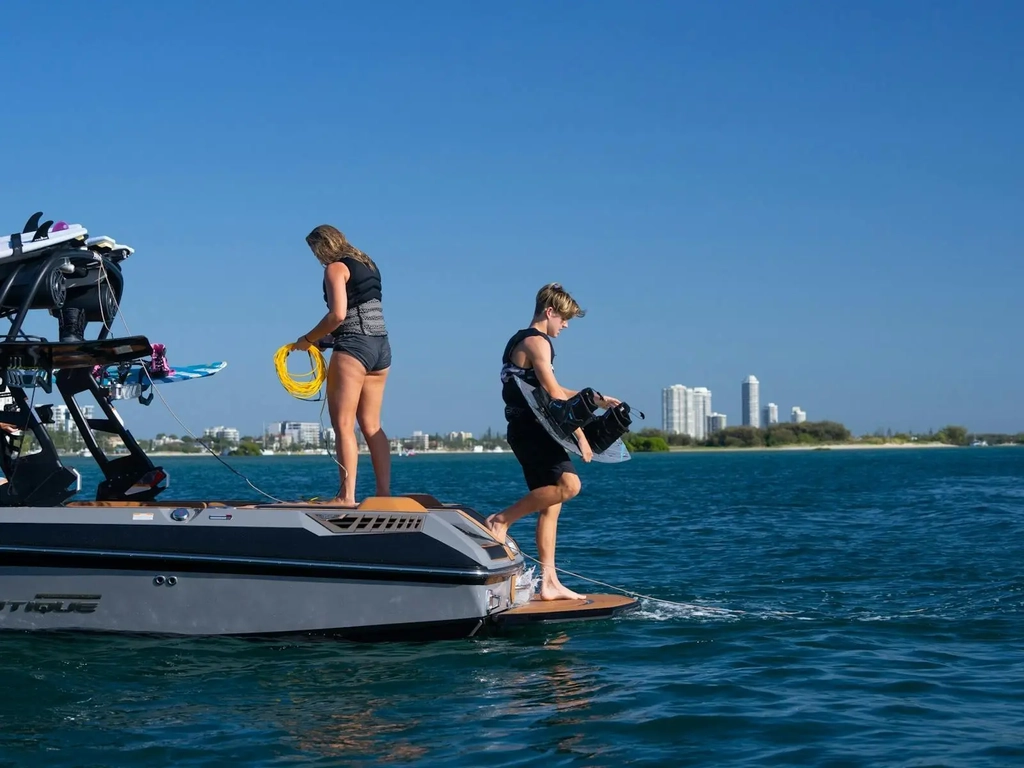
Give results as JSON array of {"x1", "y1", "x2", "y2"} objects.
[
  {"x1": 624, "y1": 597, "x2": 809, "y2": 623},
  {"x1": 630, "y1": 599, "x2": 747, "y2": 622}
]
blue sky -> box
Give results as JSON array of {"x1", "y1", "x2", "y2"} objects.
[{"x1": 2, "y1": 1, "x2": 1022, "y2": 438}]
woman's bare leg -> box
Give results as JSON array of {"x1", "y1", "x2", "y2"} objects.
[
  {"x1": 356, "y1": 366, "x2": 391, "y2": 496},
  {"x1": 327, "y1": 351, "x2": 367, "y2": 505}
]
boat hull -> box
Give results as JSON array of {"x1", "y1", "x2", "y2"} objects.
[
  {"x1": 0, "y1": 500, "x2": 522, "y2": 640},
  {"x1": 0, "y1": 566, "x2": 516, "y2": 640}
]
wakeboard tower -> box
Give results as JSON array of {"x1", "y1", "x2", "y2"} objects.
[{"x1": 0, "y1": 212, "x2": 173, "y2": 505}]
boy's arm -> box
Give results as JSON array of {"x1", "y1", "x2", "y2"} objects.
[
  {"x1": 522, "y1": 337, "x2": 593, "y2": 459},
  {"x1": 522, "y1": 336, "x2": 570, "y2": 400}
]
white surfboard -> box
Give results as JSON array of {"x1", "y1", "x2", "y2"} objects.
[
  {"x1": 515, "y1": 377, "x2": 631, "y2": 463},
  {"x1": 86, "y1": 236, "x2": 134, "y2": 257},
  {"x1": 1, "y1": 223, "x2": 88, "y2": 259}
]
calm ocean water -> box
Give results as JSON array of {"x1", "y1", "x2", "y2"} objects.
[{"x1": 2, "y1": 447, "x2": 1023, "y2": 767}]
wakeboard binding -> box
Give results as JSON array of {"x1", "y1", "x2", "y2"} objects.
[
  {"x1": 534, "y1": 386, "x2": 601, "y2": 439},
  {"x1": 583, "y1": 402, "x2": 645, "y2": 454}
]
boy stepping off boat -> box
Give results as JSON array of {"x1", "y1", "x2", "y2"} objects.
[{"x1": 487, "y1": 283, "x2": 621, "y2": 601}]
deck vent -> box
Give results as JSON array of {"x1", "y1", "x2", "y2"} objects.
[{"x1": 316, "y1": 512, "x2": 425, "y2": 534}]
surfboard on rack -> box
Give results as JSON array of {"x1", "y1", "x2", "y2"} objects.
[
  {"x1": 86, "y1": 236, "x2": 134, "y2": 260},
  {"x1": 1, "y1": 218, "x2": 88, "y2": 260}
]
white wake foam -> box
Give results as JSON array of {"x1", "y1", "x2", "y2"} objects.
[{"x1": 513, "y1": 566, "x2": 539, "y2": 606}]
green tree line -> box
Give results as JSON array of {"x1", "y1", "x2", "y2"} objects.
[{"x1": 621, "y1": 422, "x2": 1019, "y2": 452}]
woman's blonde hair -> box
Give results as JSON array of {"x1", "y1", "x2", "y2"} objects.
[
  {"x1": 534, "y1": 283, "x2": 585, "y2": 320},
  {"x1": 305, "y1": 225, "x2": 377, "y2": 270}
]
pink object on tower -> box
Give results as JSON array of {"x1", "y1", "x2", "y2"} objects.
[{"x1": 147, "y1": 343, "x2": 174, "y2": 377}]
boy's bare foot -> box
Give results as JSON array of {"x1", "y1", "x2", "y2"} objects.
[
  {"x1": 485, "y1": 514, "x2": 508, "y2": 544},
  {"x1": 538, "y1": 582, "x2": 586, "y2": 601},
  {"x1": 539, "y1": 573, "x2": 585, "y2": 601}
]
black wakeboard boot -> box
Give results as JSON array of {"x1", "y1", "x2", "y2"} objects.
[
  {"x1": 583, "y1": 402, "x2": 645, "y2": 454},
  {"x1": 541, "y1": 387, "x2": 601, "y2": 437},
  {"x1": 56, "y1": 307, "x2": 87, "y2": 343}
]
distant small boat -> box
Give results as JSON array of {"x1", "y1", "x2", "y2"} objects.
[{"x1": 971, "y1": 440, "x2": 989, "y2": 447}]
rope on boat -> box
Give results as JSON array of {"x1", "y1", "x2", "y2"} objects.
[
  {"x1": 517, "y1": 550, "x2": 748, "y2": 614},
  {"x1": 98, "y1": 261, "x2": 290, "y2": 504}
]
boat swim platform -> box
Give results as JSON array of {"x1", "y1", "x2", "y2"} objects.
[{"x1": 493, "y1": 593, "x2": 640, "y2": 627}]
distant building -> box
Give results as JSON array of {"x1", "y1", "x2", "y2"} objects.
[
  {"x1": 663, "y1": 384, "x2": 711, "y2": 439},
  {"x1": 708, "y1": 413, "x2": 727, "y2": 433},
  {"x1": 447, "y1": 431, "x2": 473, "y2": 441},
  {"x1": 204, "y1": 426, "x2": 240, "y2": 443},
  {"x1": 410, "y1": 431, "x2": 430, "y2": 451},
  {"x1": 791, "y1": 406, "x2": 807, "y2": 424},
  {"x1": 742, "y1": 375, "x2": 760, "y2": 428},
  {"x1": 51, "y1": 404, "x2": 95, "y2": 432},
  {"x1": 662, "y1": 385, "x2": 687, "y2": 435},
  {"x1": 762, "y1": 402, "x2": 778, "y2": 426},
  {"x1": 692, "y1": 387, "x2": 712, "y2": 441},
  {"x1": 270, "y1": 421, "x2": 322, "y2": 447}
]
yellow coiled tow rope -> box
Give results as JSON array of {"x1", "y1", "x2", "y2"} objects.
[{"x1": 274, "y1": 343, "x2": 327, "y2": 399}]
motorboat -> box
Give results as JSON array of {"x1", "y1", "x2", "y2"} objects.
[{"x1": 0, "y1": 213, "x2": 637, "y2": 639}]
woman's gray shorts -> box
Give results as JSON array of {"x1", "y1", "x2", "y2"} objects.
[{"x1": 330, "y1": 334, "x2": 392, "y2": 372}]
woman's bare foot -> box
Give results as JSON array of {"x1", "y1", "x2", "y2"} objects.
[
  {"x1": 485, "y1": 514, "x2": 509, "y2": 544},
  {"x1": 321, "y1": 496, "x2": 359, "y2": 508}
]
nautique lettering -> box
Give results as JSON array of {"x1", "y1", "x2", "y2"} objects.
[{"x1": 0, "y1": 594, "x2": 101, "y2": 615}]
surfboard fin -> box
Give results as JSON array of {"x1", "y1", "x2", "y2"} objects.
[
  {"x1": 33, "y1": 221, "x2": 54, "y2": 241},
  {"x1": 22, "y1": 212, "x2": 42, "y2": 233}
]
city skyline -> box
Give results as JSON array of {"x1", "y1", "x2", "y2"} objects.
[{"x1": 662, "y1": 374, "x2": 812, "y2": 438}]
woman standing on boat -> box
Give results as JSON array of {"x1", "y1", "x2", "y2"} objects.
[{"x1": 292, "y1": 225, "x2": 391, "y2": 507}]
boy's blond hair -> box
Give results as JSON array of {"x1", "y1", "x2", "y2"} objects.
[{"x1": 534, "y1": 283, "x2": 586, "y2": 320}]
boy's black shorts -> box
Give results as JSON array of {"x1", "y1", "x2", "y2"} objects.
[{"x1": 506, "y1": 417, "x2": 577, "y2": 491}]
